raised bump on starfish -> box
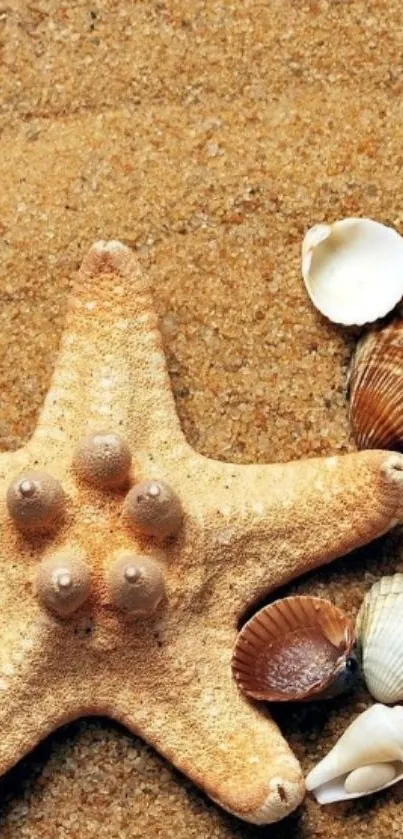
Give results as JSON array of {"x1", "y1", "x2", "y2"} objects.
[
  {"x1": 36, "y1": 548, "x2": 91, "y2": 617},
  {"x1": 123, "y1": 478, "x2": 183, "y2": 539},
  {"x1": 1, "y1": 240, "x2": 403, "y2": 825},
  {"x1": 106, "y1": 551, "x2": 165, "y2": 614},
  {"x1": 72, "y1": 431, "x2": 132, "y2": 489},
  {"x1": 6, "y1": 469, "x2": 65, "y2": 532}
]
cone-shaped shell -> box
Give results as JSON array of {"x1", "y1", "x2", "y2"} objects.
[
  {"x1": 305, "y1": 704, "x2": 403, "y2": 803},
  {"x1": 356, "y1": 574, "x2": 403, "y2": 703},
  {"x1": 232, "y1": 596, "x2": 357, "y2": 702},
  {"x1": 302, "y1": 218, "x2": 403, "y2": 325},
  {"x1": 348, "y1": 319, "x2": 403, "y2": 451}
]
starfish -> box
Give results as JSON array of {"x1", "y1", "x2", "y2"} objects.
[{"x1": 1, "y1": 241, "x2": 403, "y2": 826}]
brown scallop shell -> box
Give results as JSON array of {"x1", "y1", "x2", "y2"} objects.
[
  {"x1": 232, "y1": 596, "x2": 357, "y2": 702},
  {"x1": 349, "y1": 319, "x2": 403, "y2": 451}
]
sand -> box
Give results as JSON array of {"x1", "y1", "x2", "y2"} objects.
[{"x1": 1, "y1": 0, "x2": 403, "y2": 836}]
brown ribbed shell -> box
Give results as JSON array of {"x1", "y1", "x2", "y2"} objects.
[
  {"x1": 232, "y1": 596, "x2": 357, "y2": 702},
  {"x1": 349, "y1": 319, "x2": 403, "y2": 451}
]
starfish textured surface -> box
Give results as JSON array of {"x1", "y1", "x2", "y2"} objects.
[{"x1": 1, "y1": 241, "x2": 403, "y2": 825}]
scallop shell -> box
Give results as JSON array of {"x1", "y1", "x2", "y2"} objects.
[
  {"x1": 232, "y1": 596, "x2": 357, "y2": 702},
  {"x1": 305, "y1": 703, "x2": 403, "y2": 803},
  {"x1": 356, "y1": 574, "x2": 403, "y2": 703},
  {"x1": 301, "y1": 218, "x2": 403, "y2": 325},
  {"x1": 348, "y1": 319, "x2": 403, "y2": 450}
]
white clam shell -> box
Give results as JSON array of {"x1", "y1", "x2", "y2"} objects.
[
  {"x1": 305, "y1": 704, "x2": 403, "y2": 803},
  {"x1": 356, "y1": 574, "x2": 403, "y2": 703},
  {"x1": 301, "y1": 218, "x2": 403, "y2": 325}
]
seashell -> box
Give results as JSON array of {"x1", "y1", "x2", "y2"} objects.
[
  {"x1": 305, "y1": 703, "x2": 403, "y2": 803},
  {"x1": 301, "y1": 218, "x2": 403, "y2": 325},
  {"x1": 348, "y1": 319, "x2": 403, "y2": 451},
  {"x1": 344, "y1": 763, "x2": 397, "y2": 795},
  {"x1": 356, "y1": 574, "x2": 403, "y2": 703},
  {"x1": 232, "y1": 596, "x2": 358, "y2": 702}
]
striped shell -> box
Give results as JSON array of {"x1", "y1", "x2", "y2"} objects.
[
  {"x1": 349, "y1": 319, "x2": 403, "y2": 450},
  {"x1": 356, "y1": 574, "x2": 403, "y2": 703},
  {"x1": 232, "y1": 596, "x2": 357, "y2": 702}
]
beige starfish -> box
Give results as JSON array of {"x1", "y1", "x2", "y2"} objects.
[{"x1": 1, "y1": 241, "x2": 403, "y2": 825}]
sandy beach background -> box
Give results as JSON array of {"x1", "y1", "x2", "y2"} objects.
[{"x1": 1, "y1": 1, "x2": 403, "y2": 836}]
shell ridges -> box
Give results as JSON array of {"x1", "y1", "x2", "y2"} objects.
[
  {"x1": 232, "y1": 595, "x2": 356, "y2": 702},
  {"x1": 356, "y1": 574, "x2": 403, "y2": 703},
  {"x1": 349, "y1": 319, "x2": 403, "y2": 451}
]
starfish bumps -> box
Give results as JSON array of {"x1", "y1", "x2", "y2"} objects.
[{"x1": 1, "y1": 242, "x2": 403, "y2": 825}]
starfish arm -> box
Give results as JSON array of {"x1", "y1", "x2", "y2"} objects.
[
  {"x1": 107, "y1": 632, "x2": 305, "y2": 825},
  {"x1": 0, "y1": 596, "x2": 83, "y2": 776},
  {"x1": 189, "y1": 449, "x2": 403, "y2": 618},
  {"x1": 31, "y1": 242, "x2": 188, "y2": 462}
]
